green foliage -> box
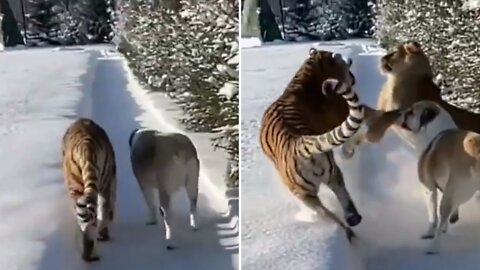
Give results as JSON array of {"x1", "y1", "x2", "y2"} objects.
[
  {"x1": 117, "y1": 0, "x2": 239, "y2": 188},
  {"x1": 378, "y1": 1, "x2": 480, "y2": 111}
]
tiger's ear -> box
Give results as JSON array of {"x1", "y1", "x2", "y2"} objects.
[
  {"x1": 309, "y1": 48, "x2": 317, "y2": 56},
  {"x1": 404, "y1": 41, "x2": 422, "y2": 55}
]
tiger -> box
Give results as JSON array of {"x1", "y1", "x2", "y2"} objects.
[
  {"x1": 259, "y1": 48, "x2": 365, "y2": 240},
  {"x1": 62, "y1": 118, "x2": 117, "y2": 262}
]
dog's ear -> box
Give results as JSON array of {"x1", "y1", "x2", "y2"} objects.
[
  {"x1": 366, "y1": 109, "x2": 402, "y2": 142},
  {"x1": 404, "y1": 41, "x2": 422, "y2": 55},
  {"x1": 128, "y1": 128, "x2": 139, "y2": 148},
  {"x1": 420, "y1": 107, "x2": 439, "y2": 126}
]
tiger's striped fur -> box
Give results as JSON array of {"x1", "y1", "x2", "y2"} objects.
[
  {"x1": 62, "y1": 118, "x2": 117, "y2": 262},
  {"x1": 259, "y1": 49, "x2": 365, "y2": 239}
]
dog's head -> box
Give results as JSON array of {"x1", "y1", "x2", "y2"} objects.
[
  {"x1": 380, "y1": 41, "x2": 432, "y2": 77},
  {"x1": 396, "y1": 101, "x2": 442, "y2": 133}
]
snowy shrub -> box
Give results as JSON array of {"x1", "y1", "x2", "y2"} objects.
[
  {"x1": 117, "y1": 0, "x2": 239, "y2": 188},
  {"x1": 378, "y1": 0, "x2": 480, "y2": 111}
]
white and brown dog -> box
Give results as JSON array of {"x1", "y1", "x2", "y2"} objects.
[
  {"x1": 128, "y1": 128, "x2": 200, "y2": 250},
  {"x1": 346, "y1": 101, "x2": 480, "y2": 254}
]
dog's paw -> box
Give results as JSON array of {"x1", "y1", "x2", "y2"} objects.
[
  {"x1": 146, "y1": 220, "x2": 157, "y2": 226},
  {"x1": 449, "y1": 212, "x2": 459, "y2": 224},
  {"x1": 421, "y1": 233, "x2": 435, "y2": 239}
]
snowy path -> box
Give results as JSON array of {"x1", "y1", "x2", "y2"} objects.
[
  {"x1": 0, "y1": 46, "x2": 238, "y2": 270},
  {"x1": 241, "y1": 40, "x2": 480, "y2": 270}
]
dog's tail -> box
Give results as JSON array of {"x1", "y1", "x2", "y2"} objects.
[{"x1": 128, "y1": 128, "x2": 140, "y2": 149}]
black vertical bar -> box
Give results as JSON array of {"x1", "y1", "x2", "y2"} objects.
[
  {"x1": 20, "y1": 0, "x2": 27, "y2": 45},
  {"x1": 278, "y1": 0, "x2": 286, "y2": 39}
]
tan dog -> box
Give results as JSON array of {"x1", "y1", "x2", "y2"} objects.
[
  {"x1": 346, "y1": 101, "x2": 480, "y2": 254},
  {"x1": 397, "y1": 101, "x2": 480, "y2": 255},
  {"x1": 129, "y1": 128, "x2": 200, "y2": 250}
]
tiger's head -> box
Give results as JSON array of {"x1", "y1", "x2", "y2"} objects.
[
  {"x1": 308, "y1": 48, "x2": 356, "y2": 88},
  {"x1": 380, "y1": 41, "x2": 433, "y2": 77}
]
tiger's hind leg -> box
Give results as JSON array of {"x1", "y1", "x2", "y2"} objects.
[
  {"x1": 97, "y1": 175, "x2": 116, "y2": 242},
  {"x1": 294, "y1": 191, "x2": 355, "y2": 241},
  {"x1": 326, "y1": 166, "x2": 362, "y2": 227},
  {"x1": 97, "y1": 195, "x2": 112, "y2": 242},
  {"x1": 75, "y1": 194, "x2": 99, "y2": 261}
]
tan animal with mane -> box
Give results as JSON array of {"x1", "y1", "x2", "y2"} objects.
[{"x1": 343, "y1": 41, "x2": 480, "y2": 154}]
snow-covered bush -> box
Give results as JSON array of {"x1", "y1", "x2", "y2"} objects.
[
  {"x1": 378, "y1": 1, "x2": 480, "y2": 111},
  {"x1": 117, "y1": 0, "x2": 239, "y2": 188}
]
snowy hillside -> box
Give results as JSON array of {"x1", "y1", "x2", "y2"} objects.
[
  {"x1": 241, "y1": 39, "x2": 480, "y2": 270},
  {"x1": 0, "y1": 45, "x2": 238, "y2": 270}
]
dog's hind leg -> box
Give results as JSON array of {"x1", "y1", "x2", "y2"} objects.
[
  {"x1": 159, "y1": 189, "x2": 174, "y2": 250},
  {"x1": 420, "y1": 184, "x2": 438, "y2": 239},
  {"x1": 134, "y1": 170, "x2": 159, "y2": 226},
  {"x1": 186, "y1": 159, "x2": 199, "y2": 231},
  {"x1": 427, "y1": 177, "x2": 476, "y2": 254}
]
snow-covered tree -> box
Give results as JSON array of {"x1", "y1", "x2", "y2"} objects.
[
  {"x1": 0, "y1": 13, "x2": 4, "y2": 51},
  {"x1": 280, "y1": 0, "x2": 376, "y2": 41},
  {"x1": 26, "y1": 0, "x2": 64, "y2": 45},
  {"x1": 117, "y1": 0, "x2": 239, "y2": 187},
  {"x1": 70, "y1": 0, "x2": 116, "y2": 43},
  {"x1": 378, "y1": 0, "x2": 480, "y2": 112}
]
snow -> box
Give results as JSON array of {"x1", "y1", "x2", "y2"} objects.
[
  {"x1": 0, "y1": 45, "x2": 238, "y2": 270},
  {"x1": 241, "y1": 37, "x2": 262, "y2": 48},
  {"x1": 241, "y1": 39, "x2": 480, "y2": 270}
]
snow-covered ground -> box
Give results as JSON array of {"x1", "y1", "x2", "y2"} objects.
[
  {"x1": 241, "y1": 39, "x2": 480, "y2": 270},
  {"x1": 0, "y1": 45, "x2": 238, "y2": 270}
]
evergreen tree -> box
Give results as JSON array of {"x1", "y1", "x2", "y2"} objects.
[
  {"x1": 118, "y1": 0, "x2": 239, "y2": 188},
  {"x1": 71, "y1": 0, "x2": 115, "y2": 43},
  {"x1": 26, "y1": 0, "x2": 63, "y2": 45},
  {"x1": 258, "y1": 0, "x2": 282, "y2": 41},
  {"x1": 378, "y1": 1, "x2": 480, "y2": 111}
]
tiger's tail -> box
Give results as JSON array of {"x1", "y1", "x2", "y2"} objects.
[
  {"x1": 298, "y1": 79, "x2": 365, "y2": 155},
  {"x1": 76, "y1": 147, "x2": 99, "y2": 231}
]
